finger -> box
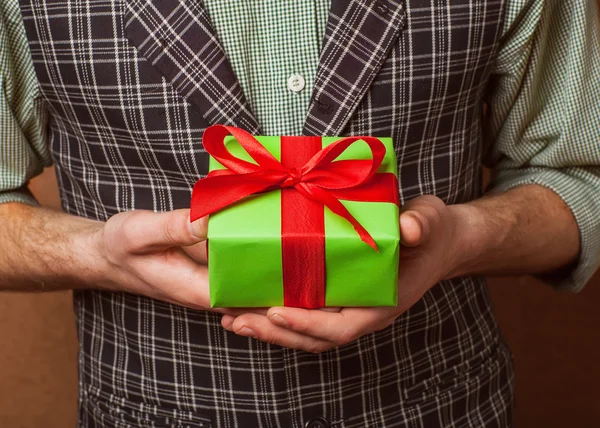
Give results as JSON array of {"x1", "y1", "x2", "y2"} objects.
[
  {"x1": 220, "y1": 307, "x2": 336, "y2": 321},
  {"x1": 319, "y1": 307, "x2": 342, "y2": 313},
  {"x1": 399, "y1": 196, "x2": 447, "y2": 247},
  {"x1": 134, "y1": 248, "x2": 211, "y2": 309},
  {"x1": 120, "y1": 210, "x2": 208, "y2": 253},
  {"x1": 222, "y1": 313, "x2": 336, "y2": 353},
  {"x1": 217, "y1": 308, "x2": 269, "y2": 316},
  {"x1": 181, "y1": 241, "x2": 208, "y2": 264},
  {"x1": 135, "y1": 250, "x2": 268, "y2": 314},
  {"x1": 188, "y1": 215, "x2": 209, "y2": 242},
  {"x1": 264, "y1": 306, "x2": 392, "y2": 345},
  {"x1": 399, "y1": 210, "x2": 427, "y2": 247},
  {"x1": 222, "y1": 314, "x2": 236, "y2": 328}
]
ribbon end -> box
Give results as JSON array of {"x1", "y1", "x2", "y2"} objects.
[{"x1": 363, "y1": 236, "x2": 379, "y2": 253}]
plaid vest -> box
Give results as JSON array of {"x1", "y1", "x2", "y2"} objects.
[{"x1": 20, "y1": 1, "x2": 514, "y2": 427}]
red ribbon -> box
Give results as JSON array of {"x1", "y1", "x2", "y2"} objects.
[{"x1": 191, "y1": 125, "x2": 399, "y2": 308}]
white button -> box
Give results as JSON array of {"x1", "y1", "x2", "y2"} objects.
[{"x1": 287, "y1": 74, "x2": 305, "y2": 92}]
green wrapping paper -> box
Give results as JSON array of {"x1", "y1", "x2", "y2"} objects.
[{"x1": 207, "y1": 135, "x2": 400, "y2": 307}]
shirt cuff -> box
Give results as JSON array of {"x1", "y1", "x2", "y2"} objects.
[
  {"x1": 489, "y1": 167, "x2": 600, "y2": 292},
  {"x1": 0, "y1": 188, "x2": 39, "y2": 206}
]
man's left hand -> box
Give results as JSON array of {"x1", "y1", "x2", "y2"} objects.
[{"x1": 220, "y1": 195, "x2": 464, "y2": 353}]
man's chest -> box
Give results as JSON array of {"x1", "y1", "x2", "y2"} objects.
[{"x1": 19, "y1": 0, "x2": 506, "y2": 216}]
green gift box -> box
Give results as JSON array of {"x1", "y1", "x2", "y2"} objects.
[{"x1": 191, "y1": 125, "x2": 400, "y2": 308}]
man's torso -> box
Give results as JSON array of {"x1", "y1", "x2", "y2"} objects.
[{"x1": 18, "y1": 1, "x2": 514, "y2": 426}]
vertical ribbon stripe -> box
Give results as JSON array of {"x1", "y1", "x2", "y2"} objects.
[{"x1": 281, "y1": 136, "x2": 325, "y2": 308}]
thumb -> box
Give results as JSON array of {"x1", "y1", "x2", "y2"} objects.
[
  {"x1": 117, "y1": 209, "x2": 208, "y2": 254},
  {"x1": 188, "y1": 214, "x2": 208, "y2": 242},
  {"x1": 399, "y1": 210, "x2": 429, "y2": 247},
  {"x1": 399, "y1": 195, "x2": 447, "y2": 247}
]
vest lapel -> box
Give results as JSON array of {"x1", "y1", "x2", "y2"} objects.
[
  {"x1": 124, "y1": 0, "x2": 261, "y2": 133},
  {"x1": 303, "y1": 0, "x2": 407, "y2": 136}
]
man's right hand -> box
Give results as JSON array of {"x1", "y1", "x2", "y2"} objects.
[
  {"x1": 92, "y1": 208, "x2": 214, "y2": 310},
  {"x1": 0, "y1": 203, "x2": 253, "y2": 314}
]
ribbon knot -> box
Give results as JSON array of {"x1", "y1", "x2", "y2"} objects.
[
  {"x1": 191, "y1": 125, "x2": 391, "y2": 251},
  {"x1": 282, "y1": 168, "x2": 302, "y2": 188}
]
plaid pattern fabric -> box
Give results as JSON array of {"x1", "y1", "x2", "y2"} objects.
[
  {"x1": 124, "y1": 0, "x2": 260, "y2": 134},
  {"x1": 18, "y1": 1, "x2": 517, "y2": 426},
  {"x1": 4, "y1": 0, "x2": 600, "y2": 284},
  {"x1": 303, "y1": 0, "x2": 408, "y2": 137}
]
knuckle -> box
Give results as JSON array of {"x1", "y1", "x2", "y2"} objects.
[
  {"x1": 119, "y1": 216, "x2": 147, "y2": 253},
  {"x1": 425, "y1": 205, "x2": 444, "y2": 225},
  {"x1": 265, "y1": 333, "x2": 280, "y2": 346},
  {"x1": 162, "y1": 213, "x2": 182, "y2": 245},
  {"x1": 307, "y1": 342, "x2": 329, "y2": 354},
  {"x1": 337, "y1": 327, "x2": 358, "y2": 346},
  {"x1": 405, "y1": 195, "x2": 446, "y2": 221},
  {"x1": 297, "y1": 309, "x2": 315, "y2": 335},
  {"x1": 420, "y1": 194, "x2": 444, "y2": 207},
  {"x1": 421, "y1": 197, "x2": 447, "y2": 221},
  {"x1": 179, "y1": 287, "x2": 206, "y2": 310},
  {"x1": 297, "y1": 321, "x2": 312, "y2": 335}
]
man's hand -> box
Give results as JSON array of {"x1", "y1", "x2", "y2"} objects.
[
  {"x1": 0, "y1": 203, "x2": 258, "y2": 315},
  {"x1": 220, "y1": 185, "x2": 581, "y2": 353},
  {"x1": 220, "y1": 195, "x2": 460, "y2": 353},
  {"x1": 92, "y1": 209, "x2": 214, "y2": 309}
]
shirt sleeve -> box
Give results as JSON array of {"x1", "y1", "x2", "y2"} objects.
[
  {"x1": 0, "y1": 0, "x2": 51, "y2": 206},
  {"x1": 484, "y1": 0, "x2": 600, "y2": 291}
]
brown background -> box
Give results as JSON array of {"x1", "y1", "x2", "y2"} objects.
[{"x1": 1, "y1": 166, "x2": 599, "y2": 428}]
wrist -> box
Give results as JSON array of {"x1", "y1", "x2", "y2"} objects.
[
  {"x1": 444, "y1": 202, "x2": 489, "y2": 279},
  {"x1": 0, "y1": 203, "x2": 111, "y2": 291},
  {"x1": 34, "y1": 209, "x2": 108, "y2": 290},
  {"x1": 65, "y1": 219, "x2": 109, "y2": 288}
]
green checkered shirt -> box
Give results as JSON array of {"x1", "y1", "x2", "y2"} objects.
[{"x1": 1, "y1": 0, "x2": 599, "y2": 291}]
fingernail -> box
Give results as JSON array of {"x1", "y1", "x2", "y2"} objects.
[
  {"x1": 188, "y1": 218, "x2": 206, "y2": 239},
  {"x1": 222, "y1": 316, "x2": 235, "y2": 330},
  {"x1": 268, "y1": 313, "x2": 288, "y2": 327},
  {"x1": 236, "y1": 326, "x2": 255, "y2": 338},
  {"x1": 406, "y1": 212, "x2": 423, "y2": 231}
]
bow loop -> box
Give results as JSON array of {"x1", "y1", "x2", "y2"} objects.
[
  {"x1": 300, "y1": 137, "x2": 386, "y2": 190},
  {"x1": 202, "y1": 125, "x2": 284, "y2": 174}
]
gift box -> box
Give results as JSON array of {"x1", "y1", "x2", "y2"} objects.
[{"x1": 191, "y1": 125, "x2": 400, "y2": 308}]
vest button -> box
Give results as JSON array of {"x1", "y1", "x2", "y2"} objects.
[
  {"x1": 313, "y1": 97, "x2": 332, "y2": 114},
  {"x1": 304, "y1": 417, "x2": 330, "y2": 428},
  {"x1": 376, "y1": 1, "x2": 389, "y2": 14}
]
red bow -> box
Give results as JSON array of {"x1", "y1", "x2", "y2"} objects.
[{"x1": 191, "y1": 125, "x2": 389, "y2": 250}]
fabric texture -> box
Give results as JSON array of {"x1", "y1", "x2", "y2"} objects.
[
  {"x1": 17, "y1": 0, "x2": 515, "y2": 426},
  {"x1": 0, "y1": 0, "x2": 50, "y2": 205},
  {"x1": 0, "y1": 0, "x2": 598, "y2": 426},
  {"x1": 203, "y1": 0, "x2": 329, "y2": 136},
  {"x1": 2, "y1": 0, "x2": 599, "y2": 290},
  {"x1": 484, "y1": 0, "x2": 600, "y2": 291}
]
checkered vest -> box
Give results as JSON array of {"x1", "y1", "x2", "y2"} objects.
[{"x1": 20, "y1": 1, "x2": 514, "y2": 427}]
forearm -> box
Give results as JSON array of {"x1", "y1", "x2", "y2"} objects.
[
  {"x1": 448, "y1": 184, "x2": 580, "y2": 279},
  {"x1": 0, "y1": 202, "x2": 103, "y2": 291}
]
